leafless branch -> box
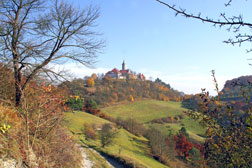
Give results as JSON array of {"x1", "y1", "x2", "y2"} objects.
[
  {"x1": 156, "y1": 0, "x2": 252, "y2": 48},
  {"x1": 0, "y1": 0, "x2": 104, "y2": 106}
]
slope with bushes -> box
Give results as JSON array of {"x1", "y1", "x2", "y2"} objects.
[
  {"x1": 63, "y1": 111, "x2": 169, "y2": 168},
  {"x1": 102, "y1": 100, "x2": 205, "y2": 141}
]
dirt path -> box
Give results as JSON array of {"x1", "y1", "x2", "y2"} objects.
[
  {"x1": 88, "y1": 148, "x2": 125, "y2": 168},
  {"x1": 79, "y1": 147, "x2": 94, "y2": 168},
  {"x1": 78, "y1": 143, "x2": 127, "y2": 168}
]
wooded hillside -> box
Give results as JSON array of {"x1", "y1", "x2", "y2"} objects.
[{"x1": 60, "y1": 76, "x2": 183, "y2": 106}]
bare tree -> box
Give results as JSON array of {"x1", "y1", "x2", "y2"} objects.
[
  {"x1": 0, "y1": 0, "x2": 104, "y2": 106},
  {"x1": 156, "y1": 0, "x2": 252, "y2": 50},
  {"x1": 100, "y1": 123, "x2": 118, "y2": 148}
]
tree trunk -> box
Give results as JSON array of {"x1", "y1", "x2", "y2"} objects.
[
  {"x1": 14, "y1": 61, "x2": 22, "y2": 107},
  {"x1": 15, "y1": 82, "x2": 22, "y2": 107}
]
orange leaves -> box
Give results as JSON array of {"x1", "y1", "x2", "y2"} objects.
[
  {"x1": 213, "y1": 100, "x2": 222, "y2": 107},
  {"x1": 129, "y1": 95, "x2": 134, "y2": 102},
  {"x1": 160, "y1": 94, "x2": 170, "y2": 101},
  {"x1": 112, "y1": 93, "x2": 118, "y2": 102},
  {"x1": 0, "y1": 104, "x2": 22, "y2": 130},
  {"x1": 42, "y1": 84, "x2": 52, "y2": 93},
  {"x1": 87, "y1": 77, "x2": 95, "y2": 87}
]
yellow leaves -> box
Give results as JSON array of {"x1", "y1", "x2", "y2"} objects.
[
  {"x1": 42, "y1": 84, "x2": 52, "y2": 93},
  {"x1": 87, "y1": 77, "x2": 95, "y2": 87},
  {"x1": 91, "y1": 73, "x2": 97, "y2": 79},
  {"x1": 47, "y1": 85, "x2": 52, "y2": 92},
  {"x1": 129, "y1": 95, "x2": 134, "y2": 102},
  {"x1": 160, "y1": 93, "x2": 170, "y2": 101},
  {"x1": 206, "y1": 128, "x2": 215, "y2": 137},
  {"x1": 75, "y1": 96, "x2": 80, "y2": 100},
  {"x1": 248, "y1": 127, "x2": 252, "y2": 131},
  {"x1": 0, "y1": 104, "x2": 21, "y2": 129},
  {"x1": 213, "y1": 144, "x2": 219, "y2": 149},
  {"x1": 0, "y1": 124, "x2": 11, "y2": 134}
]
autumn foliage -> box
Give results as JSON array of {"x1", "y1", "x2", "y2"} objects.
[
  {"x1": 60, "y1": 75, "x2": 182, "y2": 106},
  {"x1": 174, "y1": 134, "x2": 194, "y2": 159},
  {"x1": 185, "y1": 87, "x2": 252, "y2": 167},
  {"x1": 83, "y1": 124, "x2": 97, "y2": 140},
  {"x1": 87, "y1": 77, "x2": 95, "y2": 87},
  {"x1": 0, "y1": 70, "x2": 82, "y2": 167}
]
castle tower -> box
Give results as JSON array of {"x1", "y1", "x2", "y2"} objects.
[{"x1": 122, "y1": 60, "x2": 126, "y2": 70}]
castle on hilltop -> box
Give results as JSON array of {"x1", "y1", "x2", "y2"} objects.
[{"x1": 105, "y1": 61, "x2": 145, "y2": 81}]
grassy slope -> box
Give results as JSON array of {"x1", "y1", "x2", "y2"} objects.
[
  {"x1": 63, "y1": 111, "x2": 109, "y2": 134},
  {"x1": 102, "y1": 100, "x2": 206, "y2": 142},
  {"x1": 102, "y1": 100, "x2": 184, "y2": 123},
  {"x1": 63, "y1": 111, "x2": 168, "y2": 168}
]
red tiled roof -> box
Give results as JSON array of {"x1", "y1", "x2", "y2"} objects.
[
  {"x1": 120, "y1": 70, "x2": 129, "y2": 73},
  {"x1": 111, "y1": 68, "x2": 120, "y2": 73}
]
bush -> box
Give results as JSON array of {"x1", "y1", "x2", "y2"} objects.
[
  {"x1": 0, "y1": 104, "x2": 22, "y2": 161},
  {"x1": 20, "y1": 84, "x2": 82, "y2": 167},
  {"x1": 83, "y1": 124, "x2": 97, "y2": 140},
  {"x1": 185, "y1": 88, "x2": 252, "y2": 167},
  {"x1": 115, "y1": 117, "x2": 146, "y2": 136},
  {"x1": 86, "y1": 98, "x2": 98, "y2": 109},
  {"x1": 100, "y1": 124, "x2": 117, "y2": 148},
  {"x1": 65, "y1": 96, "x2": 84, "y2": 111}
]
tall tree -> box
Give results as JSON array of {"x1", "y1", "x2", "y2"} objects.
[{"x1": 0, "y1": 0, "x2": 104, "y2": 106}]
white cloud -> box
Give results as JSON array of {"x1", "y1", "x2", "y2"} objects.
[
  {"x1": 138, "y1": 68, "x2": 233, "y2": 96},
  {"x1": 49, "y1": 63, "x2": 109, "y2": 80}
]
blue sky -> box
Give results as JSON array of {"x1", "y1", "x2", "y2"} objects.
[{"x1": 63, "y1": 0, "x2": 252, "y2": 95}]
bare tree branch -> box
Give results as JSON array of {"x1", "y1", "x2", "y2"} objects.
[
  {"x1": 156, "y1": 0, "x2": 252, "y2": 48},
  {"x1": 0, "y1": 0, "x2": 104, "y2": 106}
]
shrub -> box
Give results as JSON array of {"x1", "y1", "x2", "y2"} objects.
[
  {"x1": 83, "y1": 124, "x2": 97, "y2": 140},
  {"x1": 65, "y1": 96, "x2": 84, "y2": 111},
  {"x1": 0, "y1": 104, "x2": 22, "y2": 161},
  {"x1": 100, "y1": 124, "x2": 117, "y2": 148}
]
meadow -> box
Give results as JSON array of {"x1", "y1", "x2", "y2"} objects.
[
  {"x1": 102, "y1": 100, "x2": 206, "y2": 141},
  {"x1": 63, "y1": 110, "x2": 169, "y2": 168}
]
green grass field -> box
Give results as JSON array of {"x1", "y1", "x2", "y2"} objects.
[
  {"x1": 92, "y1": 129, "x2": 169, "y2": 168},
  {"x1": 63, "y1": 111, "x2": 169, "y2": 168},
  {"x1": 102, "y1": 100, "x2": 206, "y2": 142},
  {"x1": 63, "y1": 111, "x2": 109, "y2": 134},
  {"x1": 63, "y1": 100, "x2": 206, "y2": 167},
  {"x1": 102, "y1": 100, "x2": 185, "y2": 123}
]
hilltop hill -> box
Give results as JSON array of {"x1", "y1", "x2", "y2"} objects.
[
  {"x1": 223, "y1": 75, "x2": 252, "y2": 90},
  {"x1": 220, "y1": 75, "x2": 252, "y2": 102},
  {"x1": 60, "y1": 77, "x2": 183, "y2": 106}
]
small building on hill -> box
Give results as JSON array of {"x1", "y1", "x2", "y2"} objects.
[{"x1": 105, "y1": 61, "x2": 145, "y2": 80}]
